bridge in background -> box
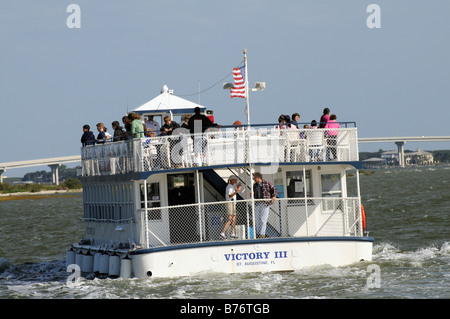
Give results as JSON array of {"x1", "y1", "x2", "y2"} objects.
[
  {"x1": 1, "y1": 136, "x2": 449, "y2": 184},
  {"x1": 0, "y1": 156, "x2": 81, "y2": 185}
]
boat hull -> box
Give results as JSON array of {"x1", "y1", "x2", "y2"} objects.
[{"x1": 131, "y1": 237, "x2": 373, "y2": 278}]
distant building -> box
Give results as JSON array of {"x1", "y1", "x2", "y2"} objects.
[
  {"x1": 381, "y1": 150, "x2": 397, "y2": 166},
  {"x1": 380, "y1": 149, "x2": 434, "y2": 167},
  {"x1": 404, "y1": 148, "x2": 434, "y2": 166}
]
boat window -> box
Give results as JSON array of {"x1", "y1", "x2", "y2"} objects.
[
  {"x1": 167, "y1": 173, "x2": 196, "y2": 205},
  {"x1": 286, "y1": 170, "x2": 311, "y2": 198},
  {"x1": 320, "y1": 174, "x2": 342, "y2": 197},
  {"x1": 320, "y1": 173, "x2": 342, "y2": 212},
  {"x1": 140, "y1": 183, "x2": 161, "y2": 220}
]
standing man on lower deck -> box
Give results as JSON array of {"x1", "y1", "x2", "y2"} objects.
[{"x1": 252, "y1": 172, "x2": 277, "y2": 238}]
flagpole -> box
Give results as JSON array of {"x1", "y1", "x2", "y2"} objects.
[
  {"x1": 244, "y1": 49, "x2": 250, "y2": 128},
  {"x1": 243, "y1": 48, "x2": 256, "y2": 239}
]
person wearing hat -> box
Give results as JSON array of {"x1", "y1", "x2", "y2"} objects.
[{"x1": 220, "y1": 175, "x2": 242, "y2": 239}]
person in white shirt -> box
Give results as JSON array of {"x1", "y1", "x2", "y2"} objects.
[
  {"x1": 220, "y1": 175, "x2": 241, "y2": 239},
  {"x1": 145, "y1": 115, "x2": 160, "y2": 135}
]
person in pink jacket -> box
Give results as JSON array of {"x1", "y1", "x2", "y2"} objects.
[
  {"x1": 319, "y1": 108, "x2": 330, "y2": 128},
  {"x1": 325, "y1": 114, "x2": 340, "y2": 161}
]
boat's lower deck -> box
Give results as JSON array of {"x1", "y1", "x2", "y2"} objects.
[{"x1": 68, "y1": 236, "x2": 373, "y2": 278}]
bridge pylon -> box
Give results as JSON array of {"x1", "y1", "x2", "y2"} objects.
[{"x1": 48, "y1": 164, "x2": 61, "y2": 185}]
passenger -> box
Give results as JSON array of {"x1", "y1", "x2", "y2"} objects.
[
  {"x1": 160, "y1": 116, "x2": 180, "y2": 136},
  {"x1": 252, "y1": 172, "x2": 277, "y2": 238},
  {"x1": 277, "y1": 115, "x2": 287, "y2": 129},
  {"x1": 278, "y1": 115, "x2": 296, "y2": 129},
  {"x1": 300, "y1": 124, "x2": 309, "y2": 139},
  {"x1": 284, "y1": 114, "x2": 296, "y2": 129},
  {"x1": 220, "y1": 175, "x2": 242, "y2": 239},
  {"x1": 145, "y1": 115, "x2": 160, "y2": 133},
  {"x1": 81, "y1": 124, "x2": 95, "y2": 146},
  {"x1": 308, "y1": 120, "x2": 320, "y2": 161},
  {"x1": 161, "y1": 116, "x2": 182, "y2": 167},
  {"x1": 188, "y1": 107, "x2": 216, "y2": 134},
  {"x1": 95, "y1": 123, "x2": 107, "y2": 144},
  {"x1": 233, "y1": 121, "x2": 243, "y2": 130},
  {"x1": 145, "y1": 128, "x2": 155, "y2": 137},
  {"x1": 188, "y1": 107, "x2": 217, "y2": 166},
  {"x1": 284, "y1": 115, "x2": 291, "y2": 127},
  {"x1": 324, "y1": 114, "x2": 340, "y2": 161},
  {"x1": 129, "y1": 113, "x2": 144, "y2": 138},
  {"x1": 291, "y1": 113, "x2": 300, "y2": 128},
  {"x1": 181, "y1": 115, "x2": 191, "y2": 129},
  {"x1": 104, "y1": 126, "x2": 112, "y2": 142},
  {"x1": 111, "y1": 121, "x2": 125, "y2": 141},
  {"x1": 233, "y1": 120, "x2": 244, "y2": 135},
  {"x1": 122, "y1": 116, "x2": 132, "y2": 140},
  {"x1": 319, "y1": 107, "x2": 330, "y2": 128}
]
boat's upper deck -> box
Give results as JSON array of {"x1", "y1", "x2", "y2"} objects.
[{"x1": 81, "y1": 123, "x2": 359, "y2": 177}]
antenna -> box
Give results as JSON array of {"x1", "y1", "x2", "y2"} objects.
[{"x1": 198, "y1": 80, "x2": 201, "y2": 104}]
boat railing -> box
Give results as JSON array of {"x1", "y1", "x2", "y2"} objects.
[
  {"x1": 140, "y1": 197, "x2": 364, "y2": 249},
  {"x1": 81, "y1": 126, "x2": 359, "y2": 177}
]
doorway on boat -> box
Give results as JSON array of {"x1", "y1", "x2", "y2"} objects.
[{"x1": 167, "y1": 173, "x2": 197, "y2": 243}]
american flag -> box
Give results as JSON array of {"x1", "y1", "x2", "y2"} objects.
[{"x1": 230, "y1": 66, "x2": 246, "y2": 98}]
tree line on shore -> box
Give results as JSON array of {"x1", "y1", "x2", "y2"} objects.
[{"x1": 1, "y1": 165, "x2": 82, "y2": 194}]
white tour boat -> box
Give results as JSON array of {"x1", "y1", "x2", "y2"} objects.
[{"x1": 66, "y1": 51, "x2": 373, "y2": 278}]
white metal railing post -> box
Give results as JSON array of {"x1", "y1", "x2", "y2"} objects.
[
  {"x1": 356, "y1": 170, "x2": 363, "y2": 236},
  {"x1": 196, "y1": 170, "x2": 203, "y2": 243},
  {"x1": 144, "y1": 180, "x2": 149, "y2": 248},
  {"x1": 303, "y1": 166, "x2": 309, "y2": 237}
]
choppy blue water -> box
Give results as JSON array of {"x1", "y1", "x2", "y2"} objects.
[{"x1": 1, "y1": 166, "x2": 449, "y2": 299}]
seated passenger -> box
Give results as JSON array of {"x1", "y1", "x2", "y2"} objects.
[
  {"x1": 291, "y1": 113, "x2": 300, "y2": 128},
  {"x1": 145, "y1": 128, "x2": 155, "y2": 137},
  {"x1": 300, "y1": 124, "x2": 309, "y2": 139},
  {"x1": 277, "y1": 115, "x2": 287, "y2": 129},
  {"x1": 160, "y1": 116, "x2": 180, "y2": 136},
  {"x1": 284, "y1": 115, "x2": 296, "y2": 129}
]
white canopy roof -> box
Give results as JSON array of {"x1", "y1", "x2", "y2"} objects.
[{"x1": 132, "y1": 85, "x2": 207, "y2": 116}]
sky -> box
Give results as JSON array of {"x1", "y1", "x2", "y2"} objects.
[{"x1": 1, "y1": 0, "x2": 449, "y2": 177}]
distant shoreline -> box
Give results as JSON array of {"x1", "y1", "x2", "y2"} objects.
[{"x1": 0, "y1": 189, "x2": 82, "y2": 201}]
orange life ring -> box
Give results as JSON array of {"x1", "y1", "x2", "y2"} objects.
[{"x1": 361, "y1": 204, "x2": 366, "y2": 231}]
